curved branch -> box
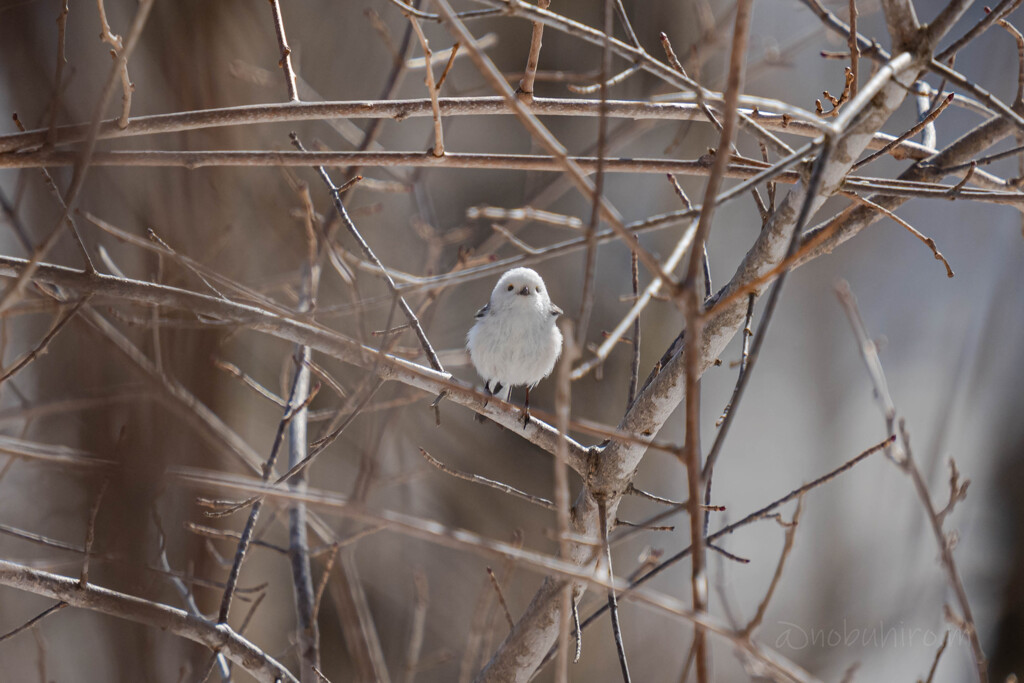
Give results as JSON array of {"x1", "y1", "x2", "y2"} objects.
[
  {"x1": 0, "y1": 559, "x2": 297, "y2": 683},
  {"x1": 476, "y1": 48, "x2": 928, "y2": 683},
  {"x1": 0, "y1": 256, "x2": 591, "y2": 475}
]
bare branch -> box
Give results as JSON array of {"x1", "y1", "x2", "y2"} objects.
[
  {"x1": 268, "y1": 0, "x2": 299, "y2": 102},
  {"x1": 0, "y1": 559, "x2": 298, "y2": 683}
]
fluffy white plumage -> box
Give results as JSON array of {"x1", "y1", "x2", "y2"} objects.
[{"x1": 466, "y1": 268, "x2": 563, "y2": 403}]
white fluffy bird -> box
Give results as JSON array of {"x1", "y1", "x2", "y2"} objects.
[{"x1": 467, "y1": 267, "x2": 563, "y2": 424}]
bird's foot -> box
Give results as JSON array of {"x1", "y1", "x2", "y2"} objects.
[
  {"x1": 520, "y1": 406, "x2": 531, "y2": 428},
  {"x1": 475, "y1": 391, "x2": 490, "y2": 423}
]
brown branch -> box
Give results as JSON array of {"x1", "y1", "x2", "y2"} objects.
[
  {"x1": 848, "y1": 0, "x2": 859, "y2": 98},
  {"x1": 0, "y1": 559, "x2": 298, "y2": 683},
  {"x1": 995, "y1": 13, "x2": 1024, "y2": 105},
  {"x1": 575, "y1": 0, "x2": 614, "y2": 348},
  {"x1": 0, "y1": 253, "x2": 593, "y2": 473},
  {"x1": 402, "y1": 569, "x2": 429, "y2": 683},
  {"x1": 418, "y1": 448, "x2": 554, "y2": 509},
  {"x1": 431, "y1": 0, "x2": 678, "y2": 289},
  {"x1": 854, "y1": 93, "x2": 955, "y2": 169},
  {"x1": 840, "y1": 192, "x2": 954, "y2": 277},
  {"x1": 553, "y1": 318, "x2": 579, "y2": 683},
  {"x1": 936, "y1": 0, "x2": 1023, "y2": 62},
  {"x1": 834, "y1": 281, "x2": 987, "y2": 683},
  {"x1": 407, "y1": 15, "x2": 446, "y2": 156},
  {"x1": 538, "y1": 435, "x2": 892, "y2": 671},
  {"x1": 679, "y1": 3, "x2": 753, "y2": 678},
  {"x1": 0, "y1": 601, "x2": 68, "y2": 644},
  {"x1": 286, "y1": 175, "x2": 322, "y2": 682},
  {"x1": 79, "y1": 477, "x2": 110, "y2": 588},
  {"x1": 173, "y1": 466, "x2": 819, "y2": 682},
  {"x1": 485, "y1": 567, "x2": 515, "y2": 633},
  {"x1": 291, "y1": 134, "x2": 445, "y2": 373},
  {"x1": 9, "y1": 150, "x2": 1020, "y2": 207},
  {"x1": 0, "y1": 0, "x2": 154, "y2": 314},
  {"x1": 269, "y1": 0, "x2": 299, "y2": 102},
  {"x1": 740, "y1": 496, "x2": 804, "y2": 636},
  {"x1": 46, "y1": 1, "x2": 70, "y2": 147},
  {"x1": 0, "y1": 297, "x2": 88, "y2": 385},
  {"x1": 517, "y1": 0, "x2": 552, "y2": 100},
  {"x1": 217, "y1": 366, "x2": 310, "y2": 624},
  {"x1": 96, "y1": 0, "x2": 134, "y2": 127},
  {"x1": 923, "y1": 631, "x2": 950, "y2": 683}
]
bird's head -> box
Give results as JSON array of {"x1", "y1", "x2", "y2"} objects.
[{"x1": 491, "y1": 267, "x2": 549, "y2": 308}]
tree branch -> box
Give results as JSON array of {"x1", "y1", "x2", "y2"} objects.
[{"x1": 0, "y1": 559, "x2": 298, "y2": 683}]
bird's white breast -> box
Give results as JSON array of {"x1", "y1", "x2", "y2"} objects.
[{"x1": 467, "y1": 304, "x2": 562, "y2": 388}]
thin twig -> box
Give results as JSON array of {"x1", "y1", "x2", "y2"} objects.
[
  {"x1": 436, "y1": 42, "x2": 460, "y2": 89},
  {"x1": 269, "y1": 0, "x2": 299, "y2": 101},
  {"x1": 96, "y1": 0, "x2": 134, "y2": 127},
  {"x1": 834, "y1": 282, "x2": 987, "y2": 682},
  {"x1": 432, "y1": 0, "x2": 679, "y2": 291},
  {"x1": 543, "y1": 435, "x2": 892, "y2": 668},
  {"x1": 0, "y1": 297, "x2": 88, "y2": 385},
  {"x1": 407, "y1": 15, "x2": 446, "y2": 156},
  {"x1": 0, "y1": 0, "x2": 154, "y2": 314},
  {"x1": 79, "y1": 477, "x2": 110, "y2": 587},
  {"x1": 935, "y1": 0, "x2": 1023, "y2": 61},
  {"x1": 627, "y1": 249, "x2": 641, "y2": 406},
  {"x1": 553, "y1": 318, "x2": 578, "y2": 683},
  {"x1": 0, "y1": 602, "x2": 67, "y2": 644},
  {"x1": 485, "y1": 567, "x2": 515, "y2": 632},
  {"x1": 679, "y1": 4, "x2": 754, "y2": 678},
  {"x1": 599, "y1": 501, "x2": 631, "y2": 682},
  {"x1": 311, "y1": 544, "x2": 340, "y2": 625},
  {"x1": 290, "y1": 134, "x2": 445, "y2": 373},
  {"x1": 923, "y1": 631, "x2": 950, "y2": 683},
  {"x1": 714, "y1": 293, "x2": 755, "y2": 427},
  {"x1": 848, "y1": 0, "x2": 859, "y2": 97},
  {"x1": 517, "y1": 0, "x2": 553, "y2": 99},
  {"x1": 575, "y1": 0, "x2": 614, "y2": 348},
  {"x1": 841, "y1": 192, "x2": 954, "y2": 277},
  {"x1": 996, "y1": 13, "x2": 1024, "y2": 105},
  {"x1": 0, "y1": 559, "x2": 298, "y2": 683},
  {"x1": 402, "y1": 569, "x2": 429, "y2": 683},
  {"x1": 46, "y1": 1, "x2": 71, "y2": 147},
  {"x1": 741, "y1": 496, "x2": 804, "y2": 636},
  {"x1": 854, "y1": 93, "x2": 954, "y2": 169},
  {"x1": 419, "y1": 448, "x2": 554, "y2": 509},
  {"x1": 217, "y1": 366, "x2": 308, "y2": 624}
]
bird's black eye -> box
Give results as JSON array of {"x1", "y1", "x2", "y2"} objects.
[
  {"x1": 507, "y1": 284, "x2": 514, "y2": 292},
  {"x1": 535, "y1": 286, "x2": 541, "y2": 293}
]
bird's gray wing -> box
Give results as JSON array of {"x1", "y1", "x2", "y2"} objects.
[{"x1": 474, "y1": 302, "x2": 490, "y2": 319}]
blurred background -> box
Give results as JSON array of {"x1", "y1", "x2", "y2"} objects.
[{"x1": 0, "y1": 0, "x2": 1022, "y2": 680}]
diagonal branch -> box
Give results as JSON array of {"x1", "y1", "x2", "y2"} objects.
[
  {"x1": 476, "y1": 41, "x2": 928, "y2": 683},
  {"x1": 0, "y1": 559, "x2": 298, "y2": 683},
  {"x1": 0, "y1": 255, "x2": 592, "y2": 474}
]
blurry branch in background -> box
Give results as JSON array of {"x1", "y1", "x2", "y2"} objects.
[
  {"x1": 170, "y1": 466, "x2": 819, "y2": 681},
  {"x1": 0, "y1": 0, "x2": 154, "y2": 315},
  {"x1": 0, "y1": 559, "x2": 299, "y2": 683},
  {"x1": 96, "y1": 0, "x2": 135, "y2": 127},
  {"x1": 0, "y1": 0, "x2": 1019, "y2": 679},
  {"x1": 835, "y1": 281, "x2": 987, "y2": 682}
]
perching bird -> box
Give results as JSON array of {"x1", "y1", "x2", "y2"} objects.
[{"x1": 467, "y1": 267, "x2": 563, "y2": 425}]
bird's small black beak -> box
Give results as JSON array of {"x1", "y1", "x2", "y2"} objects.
[{"x1": 518, "y1": 286, "x2": 530, "y2": 296}]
